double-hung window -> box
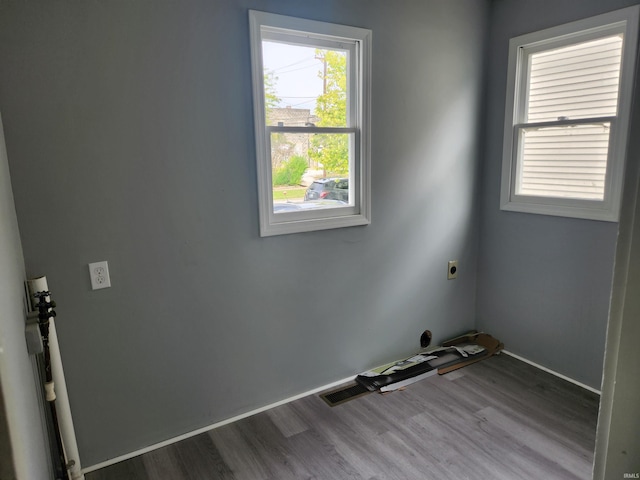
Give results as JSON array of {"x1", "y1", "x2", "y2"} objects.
[
  {"x1": 249, "y1": 10, "x2": 372, "y2": 236},
  {"x1": 500, "y1": 6, "x2": 639, "y2": 221}
]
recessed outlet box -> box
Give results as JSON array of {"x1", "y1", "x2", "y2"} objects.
[
  {"x1": 448, "y1": 260, "x2": 458, "y2": 280},
  {"x1": 89, "y1": 261, "x2": 111, "y2": 290}
]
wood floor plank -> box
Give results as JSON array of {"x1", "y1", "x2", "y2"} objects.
[
  {"x1": 87, "y1": 456, "x2": 150, "y2": 480},
  {"x1": 233, "y1": 413, "x2": 313, "y2": 480},
  {"x1": 283, "y1": 428, "x2": 365, "y2": 480},
  {"x1": 86, "y1": 354, "x2": 599, "y2": 480},
  {"x1": 171, "y1": 433, "x2": 235, "y2": 480},
  {"x1": 291, "y1": 396, "x2": 413, "y2": 480},
  {"x1": 208, "y1": 421, "x2": 279, "y2": 480},
  {"x1": 403, "y1": 408, "x2": 516, "y2": 480},
  {"x1": 266, "y1": 402, "x2": 310, "y2": 438},
  {"x1": 476, "y1": 405, "x2": 592, "y2": 479},
  {"x1": 463, "y1": 358, "x2": 599, "y2": 454},
  {"x1": 140, "y1": 445, "x2": 184, "y2": 480}
]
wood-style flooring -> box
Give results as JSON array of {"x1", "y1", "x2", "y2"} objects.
[{"x1": 86, "y1": 354, "x2": 599, "y2": 480}]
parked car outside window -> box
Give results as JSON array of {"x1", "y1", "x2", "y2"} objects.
[{"x1": 303, "y1": 178, "x2": 349, "y2": 202}]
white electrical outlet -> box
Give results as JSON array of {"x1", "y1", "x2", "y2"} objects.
[
  {"x1": 448, "y1": 260, "x2": 458, "y2": 280},
  {"x1": 89, "y1": 261, "x2": 111, "y2": 290}
]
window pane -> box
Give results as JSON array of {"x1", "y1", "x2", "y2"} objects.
[
  {"x1": 263, "y1": 41, "x2": 347, "y2": 128},
  {"x1": 270, "y1": 131, "x2": 352, "y2": 212},
  {"x1": 526, "y1": 35, "x2": 623, "y2": 122},
  {"x1": 517, "y1": 123, "x2": 610, "y2": 200}
]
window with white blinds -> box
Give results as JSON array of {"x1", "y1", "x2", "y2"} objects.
[
  {"x1": 526, "y1": 36, "x2": 622, "y2": 123},
  {"x1": 500, "y1": 6, "x2": 639, "y2": 221}
]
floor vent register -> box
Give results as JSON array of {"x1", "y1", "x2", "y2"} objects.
[{"x1": 319, "y1": 382, "x2": 371, "y2": 407}]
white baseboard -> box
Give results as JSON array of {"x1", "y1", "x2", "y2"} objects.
[
  {"x1": 84, "y1": 352, "x2": 601, "y2": 473},
  {"x1": 502, "y1": 350, "x2": 601, "y2": 395},
  {"x1": 82, "y1": 374, "x2": 356, "y2": 474}
]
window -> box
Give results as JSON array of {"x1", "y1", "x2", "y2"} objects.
[
  {"x1": 500, "y1": 6, "x2": 639, "y2": 221},
  {"x1": 249, "y1": 10, "x2": 372, "y2": 236}
]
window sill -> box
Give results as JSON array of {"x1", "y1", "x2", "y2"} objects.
[
  {"x1": 260, "y1": 211, "x2": 370, "y2": 237},
  {"x1": 500, "y1": 196, "x2": 619, "y2": 222}
]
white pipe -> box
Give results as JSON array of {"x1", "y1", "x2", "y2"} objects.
[{"x1": 27, "y1": 276, "x2": 84, "y2": 480}]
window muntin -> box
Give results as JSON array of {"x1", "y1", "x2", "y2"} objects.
[
  {"x1": 500, "y1": 6, "x2": 639, "y2": 221},
  {"x1": 249, "y1": 11, "x2": 371, "y2": 236}
]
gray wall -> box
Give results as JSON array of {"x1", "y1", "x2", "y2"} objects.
[
  {"x1": 476, "y1": 0, "x2": 640, "y2": 390},
  {"x1": 0, "y1": 0, "x2": 488, "y2": 467},
  {"x1": 0, "y1": 375, "x2": 17, "y2": 480},
  {"x1": 0, "y1": 112, "x2": 50, "y2": 478}
]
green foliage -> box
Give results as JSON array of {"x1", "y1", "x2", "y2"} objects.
[
  {"x1": 314, "y1": 50, "x2": 347, "y2": 127},
  {"x1": 264, "y1": 69, "x2": 280, "y2": 124},
  {"x1": 310, "y1": 50, "x2": 349, "y2": 175},
  {"x1": 311, "y1": 133, "x2": 349, "y2": 176},
  {"x1": 272, "y1": 155, "x2": 308, "y2": 186}
]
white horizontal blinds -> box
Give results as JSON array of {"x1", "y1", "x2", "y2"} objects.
[
  {"x1": 526, "y1": 35, "x2": 623, "y2": 122},
  {"x1": 519, "y1": 124, "x2": 610, "y2": 199},
  {"x1": 517, "y1": 34, "x2": 623, "y2": 200}
]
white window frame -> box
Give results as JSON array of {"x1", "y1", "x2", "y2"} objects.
[
  {"x1": 249, "y1": 10, "x2": 372, "y2": 236},
  {"x1": 500, "y1": 6, "x2": 639, "y2": 222}
]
